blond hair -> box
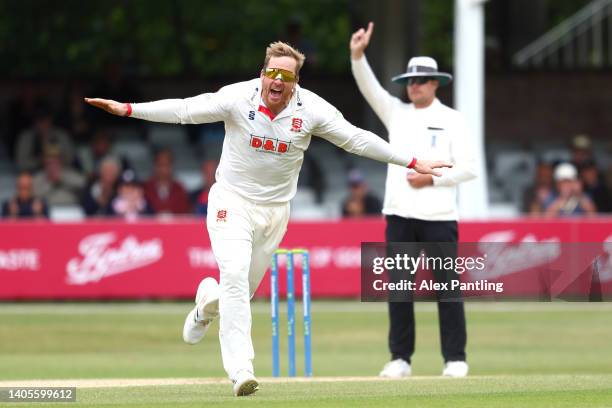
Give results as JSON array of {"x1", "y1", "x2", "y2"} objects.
[{"x1": 263, "y1": 41, "x2": 306, "y2": 77}]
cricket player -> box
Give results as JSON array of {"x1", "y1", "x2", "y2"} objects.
[
  {"x1": 350, "y1": 23, "x2": 476, "y2": 378},
  {"x1": 85, "y1": 41, "x2": 451, "y2": 396}
]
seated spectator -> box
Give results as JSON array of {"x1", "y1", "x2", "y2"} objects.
[
  {"x1": 144, "y1": 148, "x2": 191, "y2": 215},
  {"x1": 544, "y1": 163, "x2": 596, "y2": 217},
  {"x1": 32, "y1": 147, "x2": 85, "y2": 207},
  {"x1": 1, "y1": 171, "x2": 49, "y2": 219},
  {"x1": 523, "y1": 161, "x2": 555, "y2": 215},
  {"x1": 579, "y1": 160, "x2": 612, "y2": 213},
  {"x1": 191, "y1": 160, "x2": 218, "y2": 216},
  {"x1": 77, "y1": 129, "x2": 131, "y2": 181},
  {"x1": 342, "y1": 169, "x2": 382, "y2": 218},
  {"x1": 15, "y1": 102, "x2": 75, "y2": 172},
  {"x1": 571, "y1": 134, "x2": 594, "y2": 169},
  {"x1": 110, "y1": 170, "x2": 154, "y2": 220},
  {"x1": 81, "y1": 156, "x2": 121, "y2": 216}
]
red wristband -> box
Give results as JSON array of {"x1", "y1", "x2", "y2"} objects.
[
  {"x1": 124, "y1": 103, "x2": 132, "y2": 117},
  {"x1": 407, "y1": 157, "x2": 417, "y2": 169}
]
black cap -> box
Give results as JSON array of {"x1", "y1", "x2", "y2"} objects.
[{"x1": 119, "y1": 169, "x2": 141, "y2": 186}]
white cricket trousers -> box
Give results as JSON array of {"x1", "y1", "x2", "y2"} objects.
[{"x1": 206, "y1": 182, "x2": 290, "y2": 380}]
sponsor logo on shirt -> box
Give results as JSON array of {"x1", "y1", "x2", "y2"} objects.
[{"x1": 249, "y1": 134, "x2": 291, "y2": 154}]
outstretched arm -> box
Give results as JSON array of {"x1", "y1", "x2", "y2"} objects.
[
  {"x1": 85, "y1": 87, "x2": 233, "y2": 124},
  {"x1": 314, "y1": 103, "x2": 451, "y2": 176},
  {"x1": 350, "y1": 22, "x2": 397, "y2": 126}
]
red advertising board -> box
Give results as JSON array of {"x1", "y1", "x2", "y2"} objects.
[{"x1": 0, "y1": 218, "x2": 610, "y2": 300}]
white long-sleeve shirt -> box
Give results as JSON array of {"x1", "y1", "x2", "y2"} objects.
[
  {"x1": 130, "y1": 78, "x2": 414, "y2": 204},
  {"x1": 351, "y1": 56, "x2": 477, "y2": 221}
]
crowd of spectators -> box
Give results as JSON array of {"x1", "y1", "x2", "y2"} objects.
[
  {"x1": 522, "y1": 135, "x2": 611, "y2": 217},
  {"x1": 2, "y1": 80, "x2": 611, "y2": 220},
  {"x1": 1, "y1": 76, "x2": 217, "y2": 221}
]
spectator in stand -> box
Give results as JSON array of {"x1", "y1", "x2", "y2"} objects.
[
  {"x1": 579, "y1": 159, "x2": 612, "y2": 213},
  {"x1": 144, "y1": 148, "x2": 191, "y2": 215},
  {"x1": 523, "y1": 161, "x2": 555, "y2": 215},
  {"x1": 15, "y1": 102, "x2": 76, "y2": 172},
  {"x1": 341, "y1": 169, "x2": 382, "y2": 217},
  {"x1": 571, "y1": 134, "x2": 594, "y2": 169},
  {"x1": 81, "y1": 156, "x2": 121, "y2": 216},
  {"x1": 77, "y1": 129, "x2": 132, "y2": 181},
  {"x1": 110, "y1": 170, "x2": 153, "y2": 220},
  {"x1": 1, "y1": 171, "x2": 48, "y2": 219},
  {"x1": 191, "y1": 160, "x2": 218, "y2": 216},
  {"x1": 544, "y1": 163, "x2": 596, "y2": 217},
  {"x1": 32, "y1": 146, "x2": 85, "y2": 207},
  {"x1": 569, "y1": 134, "x2": 611, "y2": 212}
]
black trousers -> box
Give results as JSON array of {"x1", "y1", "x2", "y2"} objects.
[{"x1": 385, "y1": 215, "x2": 467, "y2": 363}]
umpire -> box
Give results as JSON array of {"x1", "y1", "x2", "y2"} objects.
[{"x1": 350, "y1": 23, "x2": 477, "y2": 377}]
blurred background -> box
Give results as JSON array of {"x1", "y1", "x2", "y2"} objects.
[{"x1": 1, "y1": 0, "x2": 610, "y2": 221}]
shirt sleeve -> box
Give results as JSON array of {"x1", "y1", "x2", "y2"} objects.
[
  {"x1": 432, "y1": 113, "x2": 478, "y2": 187},
  {"x1": 313, "y1": 97, "x2": 413, "y2": 168},
  {"x1": 130, "y1": 85, "x2": 235, "y2": 124},
  {"x1": 351, "y1": 56, "x2": 399, "y2": 127}
]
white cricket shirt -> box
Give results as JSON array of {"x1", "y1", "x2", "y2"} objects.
[
  {"x1": 351, "y1": 56, "x2": 477, "y2": 221},
  {"x1": 131, "y1": 78, "x2": 414, "y2": 204}
]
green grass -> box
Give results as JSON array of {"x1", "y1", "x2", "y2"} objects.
[
  {"x1": 1, "y1": 302, "x2": 612, "y2": 407},
  {"x1": 6, "y1": 376, "x2": 612, "y2": 408}
]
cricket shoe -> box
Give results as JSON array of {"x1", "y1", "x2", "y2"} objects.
[
  {"x1": 232, "y1": 370, "x2": 259, "y2": 397},
  {"x1": 182, "y1": 277, "x2": 220, "y2": 345},
  {"x1": 442, "y1": 361, "x2": 469, "y2": 377},
  {"x1": 379, "y1": 358, "x2": 412, "y2": 378}
]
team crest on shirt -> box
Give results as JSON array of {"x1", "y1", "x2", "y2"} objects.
[
  {"x1": 290, "y1": 117, "x2": 303, "y2": 132},
  {"x1": 249, "y1": 134, "x2": 291, "y2": 155},
  {"x1": 216, "y1": 210, "x2": 227, "y2": 222}
]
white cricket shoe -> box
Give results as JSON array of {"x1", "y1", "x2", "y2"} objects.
[
  {"x1": 182, "y1": 277, "x2": 219, "y2": 345},
  {"x1": 379, "y1": 359, "x2": 412, "y2": 378},
  {"x1": 232, "y1": 370, "x2": 259, "y2": 397},
  {"x1": 442, "y1": 361, "x2": 469, "y2": 377}
]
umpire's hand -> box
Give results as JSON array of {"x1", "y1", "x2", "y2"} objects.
[{"x1": 350, "y1": 22, "x2": 374, "y2": 60}]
